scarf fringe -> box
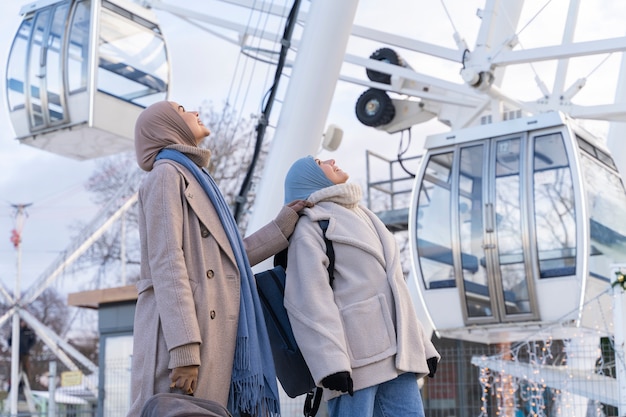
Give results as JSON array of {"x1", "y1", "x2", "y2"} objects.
[
  {"x1": 234, "y1": 336, "x2": 249, "y2": 369},
  {"x1": 230, "y1": 374, "x2": 281, "y2": 417}
]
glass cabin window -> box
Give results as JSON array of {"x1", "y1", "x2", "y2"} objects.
[
  {"x1": 458, "y1": 144, "x2": 491, "y2": 317},
  {"x1": 46, "y1": 3, "x2": 71, "y2": 125},
  {"x1": 7, "y1": 2, "x2": 70, "y2": 130},
  {"x1": 67, "y1": 0, "x2": 90, "y2": 94},
  {"x1": 6, "y1": 16, "x2": 32, "y2": 111},
  {"x1": 578, "y1": 136, "x2": 618, "y2": 171},
  {"x1": 27, "y1": 9, "x2": 51, "y2": 129},
  {"x1": 416, "y1": 152, "x2": 454, "y2": 289},
  {"x1": 494, "y1": 137, "x2": 531, "y2": 314},
  {"x1": 533, "y1": 133, "x2": 576, "y2": 278},
  {"x1": 578, "y1": 138, "x2": 626, "y2": 281},
  {"x1": 97, "y1": 2, "x2": 168, "y2": 106}
]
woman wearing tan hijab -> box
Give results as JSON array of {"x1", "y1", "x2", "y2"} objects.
[{"x1": 128, "y1": 101, "x2": 311, "y2": 417}]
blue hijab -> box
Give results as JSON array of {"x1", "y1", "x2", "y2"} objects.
[
  {"x1": 156, "y1": 149, "x2": 280, "y2": 417},
  {"x1": 284, "y1": 156, "x2": 334, "y2": 204}
]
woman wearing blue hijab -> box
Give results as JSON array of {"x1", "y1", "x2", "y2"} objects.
[{"x1": 283, "y1": 155, "x2": 440, "y2": 417}]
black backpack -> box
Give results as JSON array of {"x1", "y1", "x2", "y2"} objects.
[{"x1": 254, "y1": 220, "x2": 334, "y2": 417}]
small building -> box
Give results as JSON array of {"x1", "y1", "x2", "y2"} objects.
[{"x1": 68, "y1": 285, "x2": 137, "y2": 417}]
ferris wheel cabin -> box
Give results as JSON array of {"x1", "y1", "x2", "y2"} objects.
[
  {"x1": 5, "y1": 0, "x2": 169, "y2": 160},
  {"x1": 410, "y1": 112, "x2": 626, "y2": 344}
]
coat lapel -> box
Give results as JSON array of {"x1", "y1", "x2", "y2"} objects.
[{"x1": 173, "y1": 163, "x2": 238, "y2": 267}]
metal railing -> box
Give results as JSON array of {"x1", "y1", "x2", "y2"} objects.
[{"x1": 365, "y1": 150, "x2": 422, "y2": 232}]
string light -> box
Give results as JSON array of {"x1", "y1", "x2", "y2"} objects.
[{"x1": 472, "y1": 281, "x2": 618, "y2": 415}]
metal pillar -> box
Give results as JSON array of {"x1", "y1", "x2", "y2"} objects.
[
  {"x1": 606, "y1": 37, "x2": 626, "y2": 182},
  {"x1": 614, "y1": 288, "x2": 626, "y2": 415},
  {"x1": 244, "y1": 0, "x2": 360, "y2": 245},
  {"x1": 9, "y1": 204, "x2": 29, "y2": 416},
  {"x1": 9, "y1": 312, "x2": 20, "y2": 415},
  {"x1": 48, "y1": 361, "x2": 57, "y2": 417}
]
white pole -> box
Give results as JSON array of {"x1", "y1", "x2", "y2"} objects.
[
  {"x1": 48, "y1": 361, "x2": 57, "y2": 417},
  {"x1": 9, "y1": 312, "x2": 19, "y2": 415},
  {"x1": 610, "y1": 265, "x2": 626, "y2": 415},
  {"x1": 244, "y1": 0, "x2": 360, "y2": 243},
  {"x1": 121, "y1": 212, "x2": 126, "y2": 286},
  {"x1": 9, "y1": 204, "x2": 28, "y2": 416},
  {"x1": 550, "y1": 0, "x2": 581, "y2": 101}
]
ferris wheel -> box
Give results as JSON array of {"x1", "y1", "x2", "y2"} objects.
[{"x1": 4, "y1": 0, "x2": 626, "y2": 414}]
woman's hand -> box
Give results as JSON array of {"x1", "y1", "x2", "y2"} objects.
[
  {"x1": 274, "y1": 200, "x2": 314, "y2": 240},
  {"x1": 427, "y1": 357, "x2": 438, "y2": 378},
  {"x1": 170, "y1": 365, "x2": 199, "y2": 395},
  {"x1": 286, "y1": 199, "x2": 313, "y2": 214},
  {"x1": 321, "y1": 371, "x2": 354, "y2": 396}
]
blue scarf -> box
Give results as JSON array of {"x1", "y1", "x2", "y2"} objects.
[
  {"x1": 156, "y1": 149, "x2": 280, "y2": 417},
  {"x1": 284, "y1": 155, "x2": 334, "y2": 204}
]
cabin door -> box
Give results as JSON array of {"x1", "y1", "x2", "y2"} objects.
[
  {"x1": 24, "y1": 2, "x2": 70, "y2": 131},
  {"x1": 457, "y1": 135, "x2": 537, "y2": 323}
]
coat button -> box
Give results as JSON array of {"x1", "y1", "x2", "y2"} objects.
[
  {"x1": 201, "y1": 228, "x2": 209, "y2": 238},
  {"x1": 206, "y1": 270, "x2": 214, "y2": 279},
  {"x1": 210, "y1": 310, "x2": 216, "y2": 319}
]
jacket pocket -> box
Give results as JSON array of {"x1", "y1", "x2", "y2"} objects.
[{"x1": 340, "y1": 294, "x2": 397, "y2": 367}]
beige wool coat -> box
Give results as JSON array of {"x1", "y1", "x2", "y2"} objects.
[
  {"x1": 127, "y1": 159, "x2": 298, "y2": 416},
  {"x1": 284, "y1": 183, "x2": 440, "y2": 400}
]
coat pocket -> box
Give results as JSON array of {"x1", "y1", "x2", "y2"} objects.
[{"x1": 340, "y1": 294, "x2": 397, "y2": 367}]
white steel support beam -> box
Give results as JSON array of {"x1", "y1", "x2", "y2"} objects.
[
  {"x1": 551, "y1": 0, "x2": 581, "y2": 102},
  {"x1": 0, "y1": 281, "x2": 14, "y2": 304},
  {"x1": 24, "y1": 192, "x2": 138, "y2": 305},
  {"x1": 343, "y1": 53, "x2": 483, "y2": 104},
  {"x1": 607, "y1": 36, "x2": 626, "y2": 182},
  {"x1": 349, "y1": 25, "x2": 462, "y2": 62},
  {"x1": 245, "y1": 0, "x2": 360, "y2": 248},
  {"x1": 146, "y1": 0, "x2": 284, "y2": 46},
  {"x1": 492, "y1": 37, "x2": 626, "y2": 66},
  {"x1": 0, "y1": 306, "x2": 16, "y2": 329},
  {"x1": 208, "y1": 0, "x2": 292, "y2": 17},
  {"x1": 20, "y1": 309, "x2": 99, "y2": 377},
  {"x1": 568, "y1": 103, "x2": 626, "y2": 122}
]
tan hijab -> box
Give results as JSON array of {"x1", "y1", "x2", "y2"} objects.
[{"x1": 135, "y1": 101, "x2": 209, "y2": 171}]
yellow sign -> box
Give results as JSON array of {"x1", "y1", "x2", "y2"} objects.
[{"x1": 61, "y1": 371, "x2": 83, "y2": 387}]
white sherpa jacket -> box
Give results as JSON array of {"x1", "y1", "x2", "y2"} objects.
[{"x1": 284, "y1": 183, "x2": 440, "y2": 400}]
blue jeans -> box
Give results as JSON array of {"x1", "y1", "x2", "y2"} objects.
[{"x1": 327, "y1": 372, "x2": 425, "y2": 417}]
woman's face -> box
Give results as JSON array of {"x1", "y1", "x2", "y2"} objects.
[
  {"x1": 170, "y1": 102, "x2": 210, "y2": 144},
  {"x1": 315, "y1": 158, "x2": 349, "y2": 184}
]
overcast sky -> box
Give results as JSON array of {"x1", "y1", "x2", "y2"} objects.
[{"x1": 1, "y1": 0, "x2": 625, "y2": 297}]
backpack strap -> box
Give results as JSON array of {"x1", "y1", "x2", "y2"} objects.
[
  {"x1": 300, "y1": 220, "x2": 334, "y2": 417},
  {"x1": 318, "y1": 220, "x2": 335, "y2": 287},
  {"x1": 274, "y1": 220, "x2": 333, "y2": 274},
  {"x1": 303, "y1": 387, "x2": 323, "y2": 417}
]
